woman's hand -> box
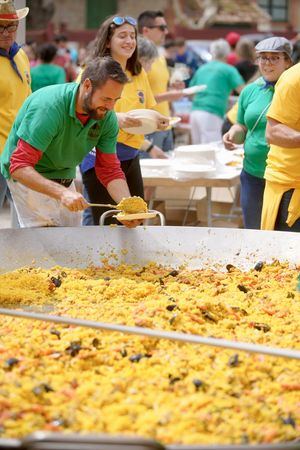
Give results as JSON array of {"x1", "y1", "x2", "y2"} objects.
[
  {"x1": 149, "y1": 146, "x2": 168, "y2": 159},
  {"x1": 223, "y1": 130, "x2": 238, "y2": 151},
  {"x1": 117, "y1": 113, "x2": 142, "y2": 129},
  {"x1": 223, "y1": 124, "x2": 246, "y2": 150}
]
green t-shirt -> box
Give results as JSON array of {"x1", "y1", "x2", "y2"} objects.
[
  {"x1": 0, "y1": 82, "x2": 119, "y2": 180},
  {"x1": 30, "y1": 63, "x2": 66, "y2": 92},
  {"x1": 189, "y1": 60, "x2": 244, "y2": 118},
  {"x1": 237, "y1": 77, "x2": 274, "y2": 178}
]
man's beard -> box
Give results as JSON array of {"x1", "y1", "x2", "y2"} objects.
[{"x1": 82, "y1": 92, "x2": 108, "y2": 120}]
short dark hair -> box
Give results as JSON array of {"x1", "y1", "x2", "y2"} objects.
[
  {"x1": 54, "y1": 34, "x2": 67, "y2": 43},
  {"x1": 81, "y1": 56, "x2": 128, "y2": 90},
  {"x1": 87, "y1": 15, "x2": 141, "y2": 77},
  {"x1": 37, "y1": 43, "x2": 57, "y2": 63},
  {"x1": 137, "y1": 10, "x2": 164, "y2": 33}
]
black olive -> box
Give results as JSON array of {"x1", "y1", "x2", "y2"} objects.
[
  {"x1": 287, "y1": 292, "x2": 295, "y2": 299},
  {"x1": 202, "y1": 310, "x2": 218, "y2": 323},
  {"x1": 60, "y1": 271, "x2": 67, "y2": 278},
  {"x1": 169, "y1": 375, "x2": 181, "y2": 385},
  {"x1": 254, "y1": 261, "x2": 264, "y2": 272},
  {"x1": 226, "y1": 264, "x2": 236, "y2": 272},
  {"x1": 50, "y1": 328, "x2": 61, "y2": 339},
  {"x1": 65, "y1": 341, "x2": 82, "y2": 357},
  {"x1": 169, "y1": 314, "x2": 178, "y2": 325},
  {"x1": 240, "y1": 434, "x2": 250, "y2": 444},
  {"x1": 253, "y1": 322, "x2": 270, "y2": 333},
  {"x1": 32, "y1": 383, "x2": 54, "y2": 396},
  {"x1": 228, "y1": 354, "x2": 240, "y2": 367},
  {"x1": 129, "y1": 353, "x2": 144, "y2": 363},
  {"x1": 4, "y1": 357, "x2": 19, "y2": 370},
  {"x1": 168, "y1": 296, "x2": 177, "y2": 302},
  {"x1": 237, "y1": 284, "x2": 248, "y2": 293},
  {"x1": 231, "y1": 306, "x2": 248, "y2": 316},
  {"x1": 50, "y1": 276, "x2": 62, "y2": 288},
  {"x1": 166, "y1": 304, "x2": 177, "y2": 311},
  {"x1": 281, "y1": 414, "x2": 296, "y2": 428},
  {"x1": 168, "y1": 270, "x2": 179, "y2": 277},
  {"x1": 159, "y1": 277, "x2": 165, "y2": 286},
  {"x1": 193, "y1": 379, "x2": 204, "y2": 391},
  {"x1": 230, "y1": 391, "x2": 241, "y2": 398},
  {"x1": 92, "y1": 338, "x2": 100, "y2": 348},
  {"x1": 120, "y1": 348, "x2": 128, "y2": 357}
]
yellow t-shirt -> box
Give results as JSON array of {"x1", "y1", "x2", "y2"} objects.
[
  {"x1": 115, "y1": 68, "x2": 156, "y2": 149},
  {"x1": 227, "y1": 102, "x2": 238, "y2": 124},
  {"x1": 265, "y1": 63, "x2": 300, "y2": 186},
  {"x1": 147, "y1": 55, "x2": 170, "y2": 117},
  {"x1": 0, "y1": 48, "x2": 31, "y2": 153}
]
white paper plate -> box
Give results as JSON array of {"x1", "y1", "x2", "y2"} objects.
[
  {"x1": 123, "y1": 117, "x2": 157, "y2": 135},
  {"x1": 174, "y1": 164, "x2": 216, "y2": 177},
  {"x1": 140, "y1": 159, "x2": 171, "y2": 168},
  {"x1": 123, "y1": 109, "x2": 160, "y2": 134},
  {"x1": 128, "y1": 109, "x2": 159, "y2": 119},
  {"x1": 183, "y1": 85, "x2": 207, "y2": 96}
]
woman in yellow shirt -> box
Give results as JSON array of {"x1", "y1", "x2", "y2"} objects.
[{"x1": 80, "y1": 16, "x2": 168, "y2": 225}]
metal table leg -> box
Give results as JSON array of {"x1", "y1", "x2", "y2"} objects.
[{"x1": 206, "y1": 187, "x2": 212, "y2": 227}]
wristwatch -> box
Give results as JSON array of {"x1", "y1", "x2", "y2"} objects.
[{"x1": 146, "y1": 144, "x2": 154, "y2": 153}]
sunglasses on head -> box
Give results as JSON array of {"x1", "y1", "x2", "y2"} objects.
[
  {"x1": 111, "y1": 16, "x2": 137, "y2": 27},
  {"x1": 148, "y1": 24, "x2": 168, "y2": 31}
]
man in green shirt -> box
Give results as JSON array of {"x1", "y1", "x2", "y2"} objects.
[{"x1": 0, "y1": 56, "x2": 139, "y2": 227}]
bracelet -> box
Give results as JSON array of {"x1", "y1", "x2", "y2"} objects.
[{"x1": 146, "y1": 144, "x2": 154, "y2": 153}]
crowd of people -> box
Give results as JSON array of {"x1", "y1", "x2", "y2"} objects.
[{"x1": 1, "y1": 0, "x2": 300, "y2": 232}]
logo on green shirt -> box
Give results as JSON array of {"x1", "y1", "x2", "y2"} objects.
[{"x1": 88, "y1": 123, "x2": 100, "y2": 138}]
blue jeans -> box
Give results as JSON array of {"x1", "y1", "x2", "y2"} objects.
[
  {"x1": 81, "y1": 185, "x2": 94, "y2": 226},
  {"x1": 240, "y1": 169, "x2": 265, "y2": 229},
  {"x1": 275, "y1": 189, "x2": 300, "y2": 232},
  {"x1": 141, "y1": 129, "x2": 173, "y2": 159}
]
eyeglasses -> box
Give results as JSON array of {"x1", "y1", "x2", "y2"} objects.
[
  {"x1": 111, "y1": 16, "x2": 137, "y2": 27},
  {"x1": 0, "y1": 24, "x2": 18, "y2": 33},
  {"x1": 147, "y1": 25, "x2": 168, "y2": 31},
  {"x1": 257, "y1": 55, "x2": 284, "y2": 64}
]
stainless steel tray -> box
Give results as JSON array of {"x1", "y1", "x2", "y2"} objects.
[
  {"x1": 0, "y1": 438, "x2": 21, "y2": 449},
  {"x1": 0, "y1": 226, "x2": 299, "y2": 272},
  {"x1": 168, "y1": 444, "x2": 300, "y2": 450},
  {"x1": 2, "y1": 433, "x2": 298, "y2": 450},
  {"x1": 21, "y1": 432, "x2": 165, "y2": 450}
]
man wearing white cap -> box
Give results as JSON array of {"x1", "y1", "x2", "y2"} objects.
[{"x1": 0, "y1": 0, "x2": 31, "y2": 214}]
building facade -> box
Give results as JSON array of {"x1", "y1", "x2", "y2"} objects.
[{"x1": 26, "y1": 0, "x2": 300, "y2": 43}]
